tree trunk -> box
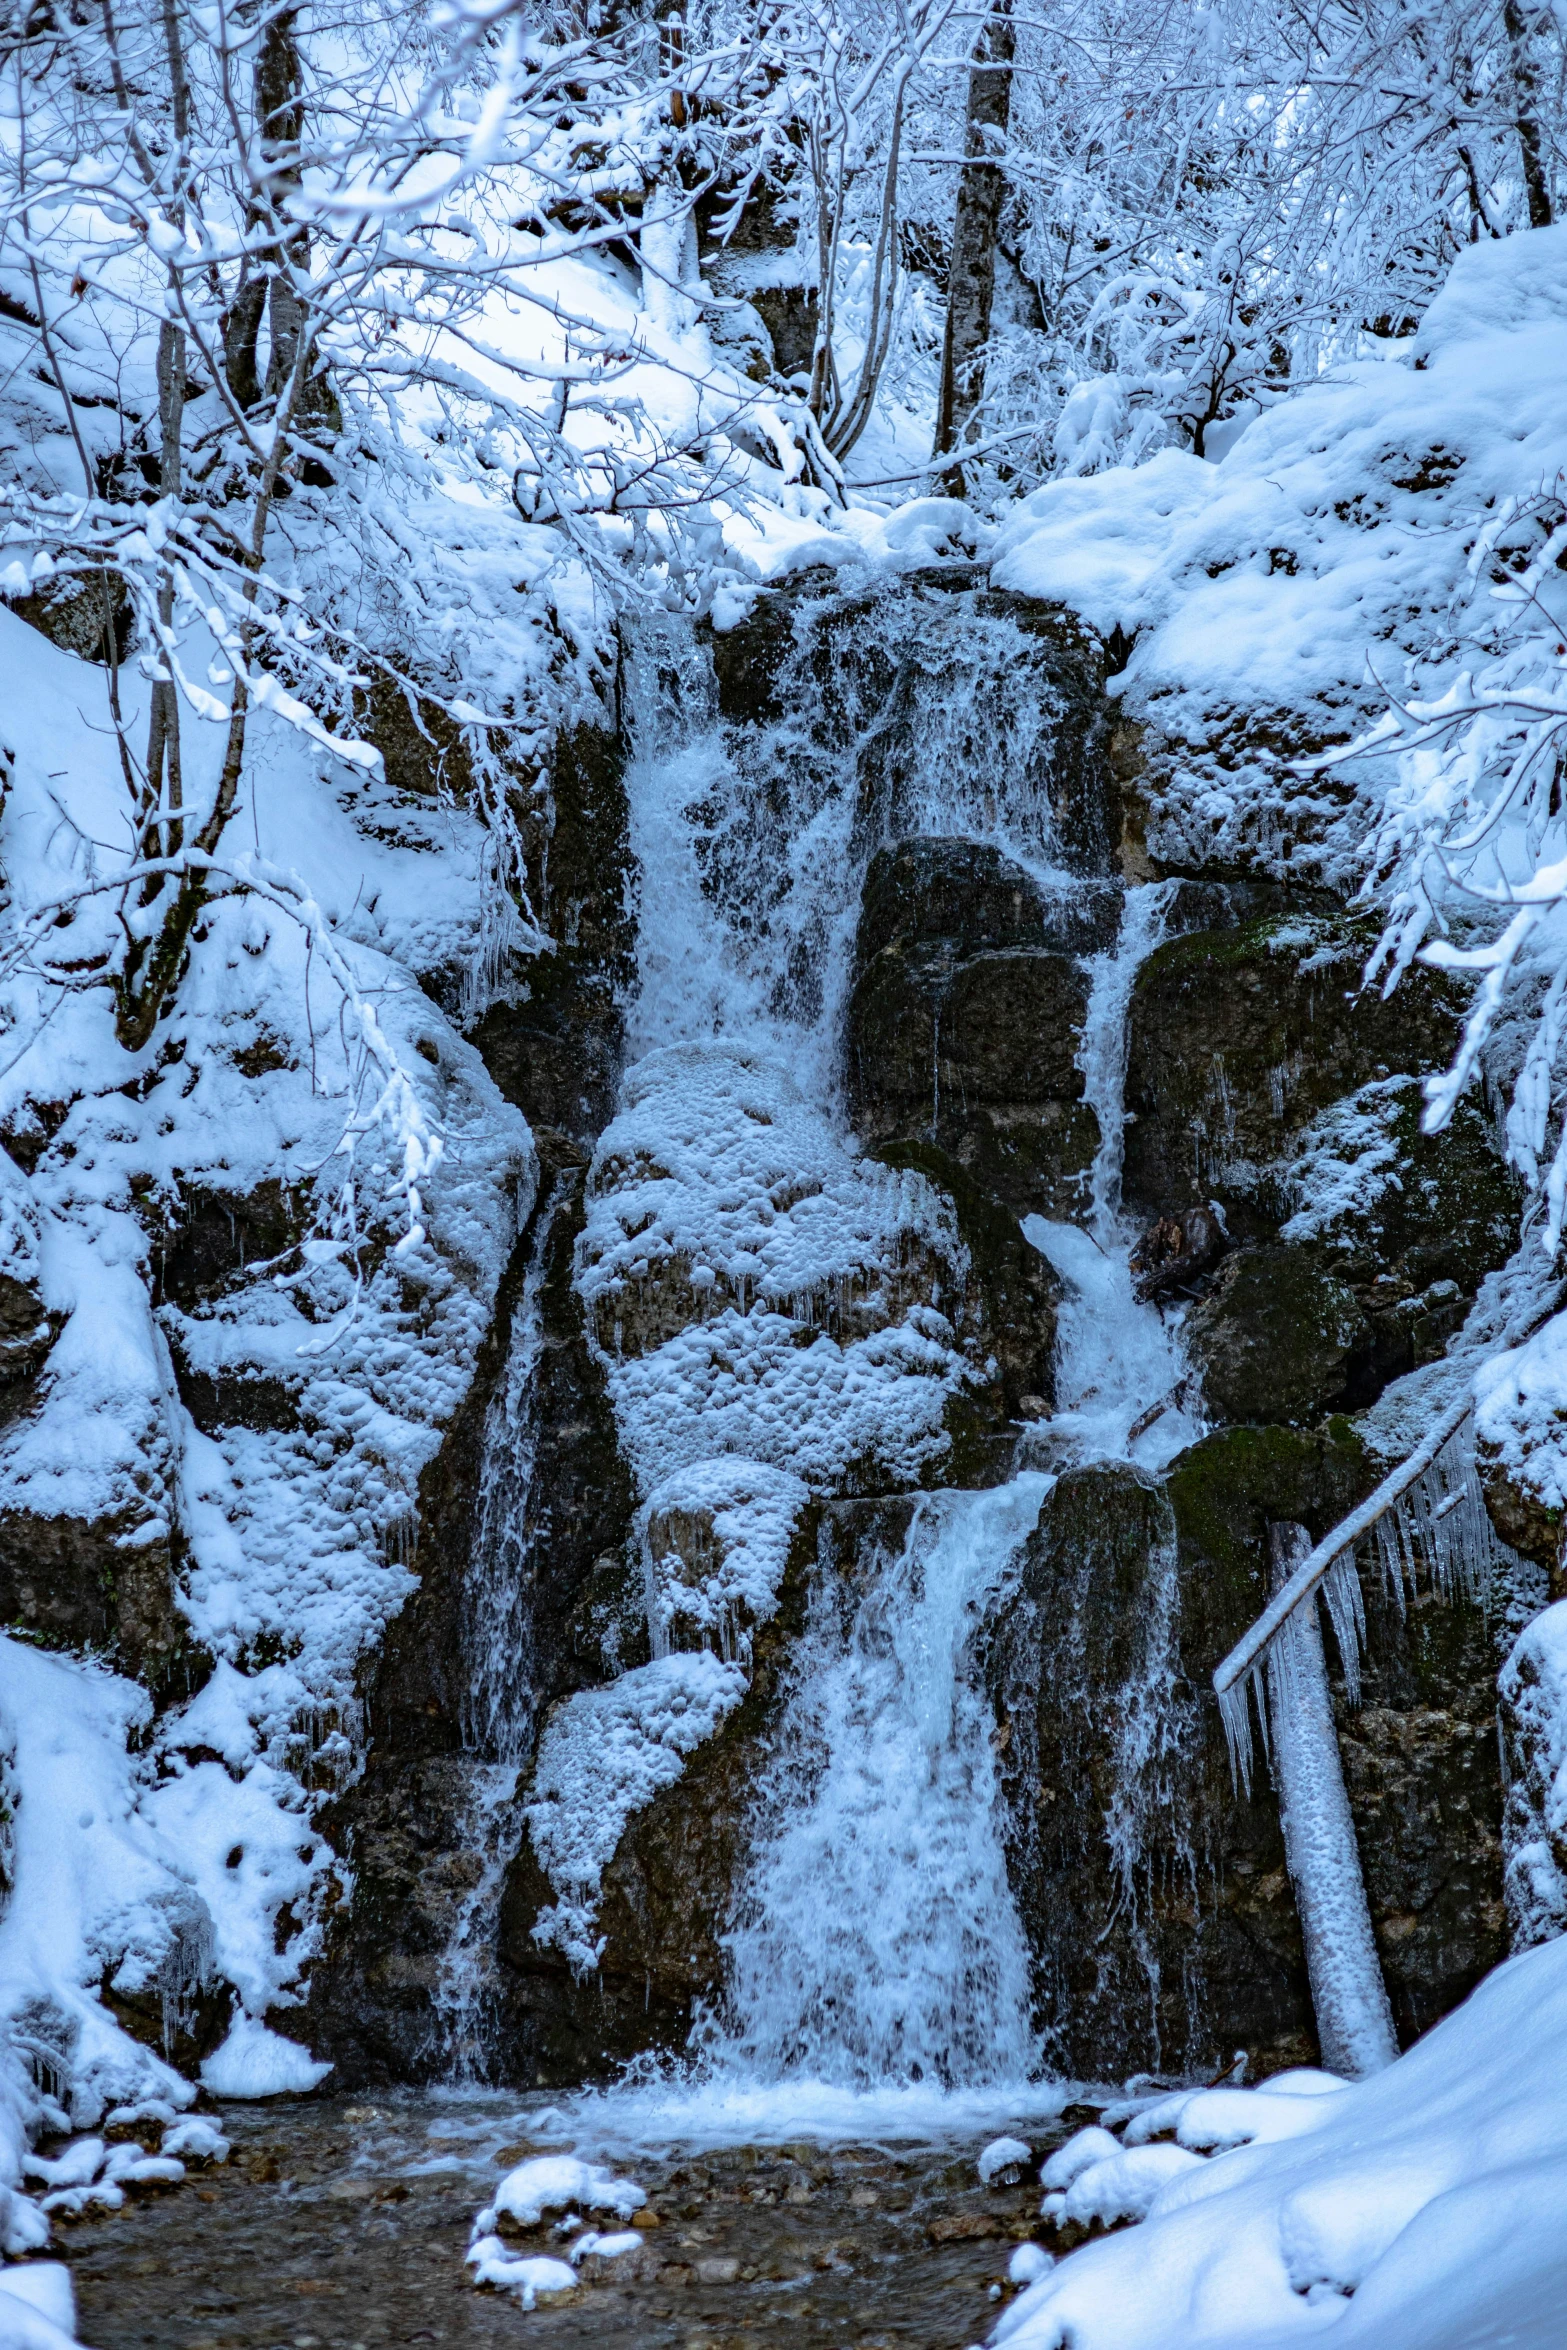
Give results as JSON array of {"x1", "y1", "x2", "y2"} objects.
[
  {"x1": 933, "y1": 0, "x2": 1014, "y2": 476},
  {"x1": 1503, "y1": 0, "x2": 1554, "y2": 229},
  {"x1": 1265, "y1": 1523, "x2": 1399, "y2": 2079}
]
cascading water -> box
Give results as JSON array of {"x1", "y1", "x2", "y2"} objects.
[
  {"x1": 567, "y1": 577, "x2": 1206, "y2": 2101},
  {"x1": 1022, "y1": 882, "x2": 1202, "y2": 1470},
  {"x1": 707, "y1": 1478, "x2": 1051, "y2": 2089},
  {"x1": 428, "y1": 1182, "x2": 565, "y2": 2078}
]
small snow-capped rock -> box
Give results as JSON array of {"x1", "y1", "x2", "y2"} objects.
[{"x1": 977, "y1": 2135, "x2": 1032, "y2": 2186}]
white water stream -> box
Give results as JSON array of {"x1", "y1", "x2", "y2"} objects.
[
  {"x1": 596, "y1": 593, "x2": 1200, "y2": 2106},
  {"x1": 429, "y1": 1183, "x2": 564, "y2": 2077}
]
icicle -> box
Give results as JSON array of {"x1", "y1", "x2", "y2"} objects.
[
  {"x1": 1372, "y1": 1412, "x2": 1501, "y2": 1618},
  {"x1": 1219, "y1": 1399, "x2": 1513, "y2": 1733},
  {"x1": 1319, "y1": 1550, "x2": 1366, "y2": 1707},
  {"x1": 1220, "y1": 1657, "x2": 1271, "y2": 1799}
]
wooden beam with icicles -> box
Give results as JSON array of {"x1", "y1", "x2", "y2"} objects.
[{"x1": 1213, "y1": 1381, "x2": 1531, "y2": 1798}]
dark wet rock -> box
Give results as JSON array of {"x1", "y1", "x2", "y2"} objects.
[
  {"x1": 1283, "y1": 1082, "x2": 1519, "y2": 1375},
  {"x1": 359, "y1": 673, "x2": 474, "y2": 797},
  {"x1": 870, "y1": 1140, "x2": 1060, "y2": 1426},
  {"x1": 305, "y1": 1160, "x2": 639, "y2": 2083},
  {"x1": 857, "y1": 838, "x2": 1120, "y2": 966},
  {"x1": 464, "y1": 718, "x2": 637, "y2": 1144},
  {"x1": 848, "y1": 839, "x2": 1103, "y2": 1220},
  {"x1": 0, "y1": 1501, "x2": 190, "y2": 1690},
  {"x1": 1479, "y1": 1457, "x2": 1567, "y2": 1600},
  {"x1": 988, "y1": 1428, "x2": 1518, "y2": 2078},
  {"x1": 1173, "y1": 1426, "x2": 1519, "y2": 2053},
  {"x1": 704, "y1": 570, "x2": 1120, "y2": 876},
  {"x1": 5, "y1": 567, "x2": 131, "y2": 664},
  {"x1": 1498, "y1": 1608, "x2": 1567, "y2": 1946},
  {"x1": 99, "y1": 1887, "x2": 234, "y2": 2074},
  {"x1": 1184, "y1": 1245, "x2": 1373, "y2": 1424},
  {"x1": 1129, "y1": 1205, "x2": 1228, "y2": 1302},
  {"x1": 1124, "y1": 917, "x2": 1515, "y2": 1413},
  {"x1": 0, "y1": 1272, "x2": 52, "y2": 1386}
]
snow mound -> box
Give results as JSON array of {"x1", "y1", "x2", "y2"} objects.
[
  {"x1": 643, "y1": 1456, "x2": 810, "y2": 1661},
  {"x1": 523, "y1": 1653, "x2": 748, "y2": 1971},
  {"x1": 1414, "y1": 220, "x2": 1567, "y2": 357},
  {"x1": 978, "y1": 2135, "x2": 1033, "y2": 2186},
  {"x1": 479, "y1": 2154, "x2": 646, "y2": 2230},
  {"x1": 198, "y1": 2013, "x2": 332, "y2": 2099},
  {"x1": 465, "y1": 2241, "x2": 578, "y2": 2306},
  {"x1": 995, "y1": 1934, "x2": 1567, "y2": 2350}
]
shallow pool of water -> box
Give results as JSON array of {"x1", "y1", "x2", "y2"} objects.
[{"x1": 64, "y1": 2090, "x2": 1084, "y2": 2350}]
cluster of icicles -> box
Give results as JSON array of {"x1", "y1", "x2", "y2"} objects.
[{"x1": 1218, "y1": 1401, "x2": 1506, "y2": 1797}]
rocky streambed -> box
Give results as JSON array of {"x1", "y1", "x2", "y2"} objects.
[{"x1": 64, "y1": 2095, "x2": 1077, "y2": 2350}]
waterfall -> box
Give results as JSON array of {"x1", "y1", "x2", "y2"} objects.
[
  {"x1": 707, "y1": 1479, "x2": 1051, "y2": 2090},
  {"x1": 1023, "y1": 881, "x2": 1201, "y2": 1471},
  {"x1": 428, "y1": 1180, "x2": 564, "y2": 2079},
  {"x1": 532, "y1": 580, "x2": 1210, "y2": 2105}
]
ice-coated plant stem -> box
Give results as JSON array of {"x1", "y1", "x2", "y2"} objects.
[{"x1": 1266, "y1": 1521, "x2": 1399, "y2": 2078}]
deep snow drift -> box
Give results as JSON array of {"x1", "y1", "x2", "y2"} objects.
[{"x1": 993, "y1": 1933, "x2": 1567, "y2": 2350}]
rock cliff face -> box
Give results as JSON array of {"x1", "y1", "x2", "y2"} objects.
[{"x1": 207, "y1": 567, "x2": 1551, "y2": 2089}]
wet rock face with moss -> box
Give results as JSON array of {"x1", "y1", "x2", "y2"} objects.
[
  {"x1": 1124, "y1": 915, "x2": 1460, "y2": 1227},
  {"x1": 464, "y1": 718, "x2": 637, "y2": 1146},
  {"x1": 1185, "y1": 1246, "x2": 1375, "y2": 1425},
  {"x1": 304, "y1": 1153, "x2": 641, "y2": 2085},
  {"x1": 1126, "y1": 914, "x2": 1518, "y2": 1420},
  {"x1": 987, "y1": 1429, "x2": 1522, "y2": 2078},
  {"x1": 847, "y1": 838, "x2": 1112, "y2": 1221}
]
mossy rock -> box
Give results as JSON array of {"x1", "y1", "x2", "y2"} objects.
[
  {"x1": 987, "y1": 1422, "x2": 1509, "y2": 2077},
  {"x1": 496, "y1": 1499, "x2": 820, "y2": 2085},
  {"x1": 465, "y1": 717, "x2": 636, "y2": 1142},
  {"x1": 871, "y1": 1138, "x2": 1060, "y2": 1422},
  {"x1": 1123, "y1": 915, "x2": 1466, "y2": 1232},
  {"x1": 987, "y1": 1456, "x2": 1317, "y2": 2080},
  {"x1": 847, "y1": 838, "x2": 1105, "y2": 1219},
  {"x1": 1169, "y1": 1422, "x2": 1514, "y2": 2044},
  {"x1": 1185, "y1": 1245, "x2": 1373, "y2": 1425}
]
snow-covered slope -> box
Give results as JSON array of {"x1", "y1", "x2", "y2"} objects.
[
  {"x1": 0, "y1": 600, "x2": 531, "y2": 2127},
  {"x1": 991, "y1": 223, "x2": 1567, "y2": 886}
]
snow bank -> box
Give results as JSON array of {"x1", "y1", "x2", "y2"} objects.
[
  {"x1": 198, "y1": 2013, "x2": 331, "y2": 2099},
  {"x1": 989, "y1": 226, "x2": 1567, "y2": 882},
  {"x1": 0, "y1": 559, "x2": 531, "y2": 2111},
  {"x1": 0, "y1": 2265, "x2": 82, "y2": 2350},
  {"x1": 0, "y1": 1636, "x2": 195, "y2": 2124},
  {"x1": 994, "y1": 1935, "x2": 1567, "y2": 2350}
]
